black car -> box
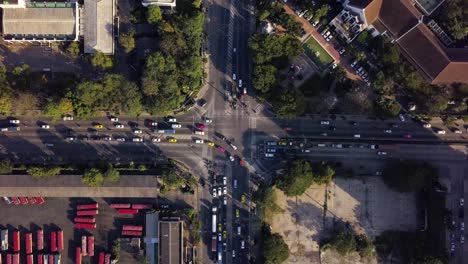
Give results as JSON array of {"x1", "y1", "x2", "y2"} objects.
[{"x1": 198, "y1": 98, "x2": 207, "y2": 107}]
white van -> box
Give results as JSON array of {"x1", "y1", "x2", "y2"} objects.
[
  {"x1": 354, "y1": 134, "x2": 361, "y2": 138},
  {"x1": 195, "y1": 139, "x2": 204, "y2": 144},
  {"x1": 237, "y1": 226, "x2": 241, "y2": 235}
]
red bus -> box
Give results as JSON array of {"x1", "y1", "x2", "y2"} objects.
[
  {"x1": 81, "y1": 236, "x2": 87, "y2": 256},
  {"x1": 76, "y1": 247, "x2": 81, "y2": 264},
  {"x1": 110, "y1": 204, "x2": 131, "y2": 209},
  {"x1": 98, "y1": 252, "x2": 105, "y2": 264},
  {"x1": 26, "y1": 254, "x2": 33, "y2": 264},
  {"x1": 25, "y1": 233, "x2": 32, "y2": 254},
  {"x1": 12, "y1": 253, "x2": 19, "y2": 264},
  {"x1": 13, "y1": 231, "x2": 20, "y2": 252},
  {"x1": 76, "y1": 204, "x2": 98, "y2": 210},
  {"x1": 87, "y1": 236, "x2": 94, "y2": 257},
  {"x1": 37, "y1": 229, "x2": 44, "y2": 250},
  {"x1": 76, "y1": 210, "x2": 98, "y2": 216},
  {"x1": 48, "y1": 255, "x2": 53, "y2": 264},
  {"x1": 37, "y1": 254, "x2": 43, "y2": 264},
  {"x1": 27, "y1": 197, "x2": 36, "y2": 204},
  {"x1": 19, "y1": 197, "x2": 28, "y2": 205},
  {"x1": 50, "y1": 232, "x2": 57, "y2": 253},
  {"x1": 122, "y1": 225, "x2": 143, "y2": 231},
  {"x1": 57, "y1": 230, "x2": 63, "y2": 252},
  {"x1": 121, "y1": 231, "x2": 142, "y2": 236},
  {"x1": 35, "y1": 197, "x2": 45, "y2": 205},
  {"x1": 74, "y1": 223, "x2": 96, "y2": 230},
  {"x1": 104, "y1": 254, "x2": 111, "y2": 264},
  {"x1": 7, "y1": 254, "x2": 12, "y2": 264},
  {"x1": 117, "y1": 209, "x2": 138, "y2": 215},
  {"x1": 74, "y1": 217, "x2": 95, "y2": 223},
  {"x1": 131, "y1": 204, "x2": 152, "y2": 209}
]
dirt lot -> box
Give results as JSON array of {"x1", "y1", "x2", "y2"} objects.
[
  {"x1": 270, "y1": 177, "x2": 418, "y2": 264},
  {"x1": 0, "y1": 195, "x2": 193, "y2": 264}
]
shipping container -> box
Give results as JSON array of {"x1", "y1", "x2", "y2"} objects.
[
  {"x1": 25, "y1": 233, "x2": 32, "y2": 254},
  {"x1": 35, "y1": 197, "x2": 45, "y2": 205},
  {"x1": 121, "y1": 231, "x2": 142, "y2": 237},
  {"x1": 50, "y1": 232, "x2": 57, "y2": 253},
  {"x1": 37, "y1": 229, "x2": 44, "y2": 251},
  {"x1": 98, "y1": 252, "x2": 104, "y2": 264},
  {"x1": 73, "y1": 217, "x2": 95, "y2": 223},
  {"x1": 76, "y1": 210, "x2": 98, "y2": 216},
  {"x1": 37, "y1": 254, "x2": 43, "y2": 264},
  {"x1": 74, "y1": 223, "x2": 96, "y2": 230},
  {"x1": 87, "y1": 236, "x2": 94, "y2": 257},
  {"x1": 1, "y1": 229, "x2": 8, "y2": 251},
  {"x1": 26, "y1": 254, "x2": 33, "y2": 264},
  {"x1": 104, "y1": 254, "x2": 110, "y2": 264},
  {"x1": 57, "y1": 231, "x2": 63, "y2": 252},
  {"x1": 12, "y1": 253, "x2": 19, "y2": 264},
  {"x1": 122, "y1": 225, "x2": 143, "y2": 231},
  {"x1": 7, "y1": 254, "x2": 12, "y2": 264},
  {"x1": 53, "y1": 254, "x2": 60, "y2": 264},
  {"x1": 76, "y1": 204, "x2": 98, "y2": 210},
  {"x1": 81, "y1": 236, "x2": 87, "y2": 257},
  {"x1": 110, "y1": 204, "x2": 131, "y2": 209},
  {"x1": 19, "y1": 197, "x2": 28, "y2": 205},
  {"x1": 131, "y1": 204, "x2": 152, "y2": 209},
  {"x1": 75, "y1": 247, "x2": 81, "y2": 264},
  {"x1": 117, "y1": 209, "x2": 138, "y2": 215},
  {"x1": 48, "y1": 255, "x2": 53, "y2": 264},
  {"x1": 13, "y1": 231, "x2": 19, "y2": 252}
]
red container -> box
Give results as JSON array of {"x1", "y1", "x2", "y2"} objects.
[
  {"x1": 98, "y1": 252, "x2": 105, "y2": 264},
  {"x1": 48, "y1": 255, "x2": 53, "y2": 264},
  {"x1": 110, "y1": 204, "x2": 131, "y2": 209},
  {"x1": 122, "y1": 225, "x2": 143, "y2": 231},
  {"x1": 35, "y1": 197, "x2": 45, "y2": 205},
  {"x1": 57, "y1": 230, "x2": 63, "y2": 252},
  {"x1": 7, "y1": 254, "x2": 12, "y2": 264},
  {"x1": 76, "y1": 204, "x2": 98, "y2": 210},
  {"x1": 74, "y1": 217, "x2": 95, "y2": 223},
  {"x1": 19, "y1": 197, "x2": 28, "y2": 205},
  {"x1": 27, "y1": 197, "x2": 36, "y2": 204},
  {"x1": 50, "y1": 232, "x2": 57, "y2": 253},
  {"x1": 104, "y1": 254, "x2": 111, "y2": 264},
  {"x1": 117, "y1": 209, "x2": 138, "y2": 214},
  {"x1": 25, "y1": 233, "x2": 32, "y2": 254},
  {"x1": 74, "y1": 223, "x2": 96, "y2": 230},
  {"x1": 37, "y1": 254, "x2": 43, "y2": 264},
  {"x1": 87, "y1": 236, "x2": 94, "y2": 257},
  {"x1": 36, "y1": 229, "x2": 44, "y2": 251},
  {"x1": 121, "y1": 231, "x2": 142, "y2": 237},
  {"x1": 13, "y1": 231, "x2": 20, "y2": 252},
  {"x1": 131, "y1": 204, "x2": 152, "y2": 209},
  {"x1": 26, "y1": 254, "x2": 33, "y2": 264},
  {"x1": 76, "y1": 247, "x2": 81, "y2": 264},
  {"x1": 12, "y1": 254, "x2": 19, "y2": 264},
  {"x1": 76, "y1": 210, "x2": 98, "y2": 216}
]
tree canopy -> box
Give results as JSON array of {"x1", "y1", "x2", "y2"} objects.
[
  {"x1": 26, "y1": 166, "x2": 61, "y2": 179},
  {"x1": 382, "y1": 161, "x2": 438, "y2": 192},
  {"x1": 256, "y1": 186, "x2": 283, "y2": 222},
  {"x1": 437, "y1": 0, "x2": 468, "y2": 40},
  {"x1": 119, "y1": 30, "x2": 136, "y2": 53},
  {"x1": 262, "y1": 226, "x2": 289, "y2": 264},
  {"x1": 272, "y1": 88, "x2": 305, "y2": 119},
  {"x1": 375, "y1": 97, "x2": 401, "y2": 118},
  {"x1": 44, "y1": 98, "x2": 74, "y2": 121},
  {"x1": 147, "y1": 5, "x2": 163, "y2": 24},
  {"x1": 90, "y1": 52, "x2": 113, "y2": 70},
  {"x1": 82, "y1": 168, "x2": 105, "y2": 187}
]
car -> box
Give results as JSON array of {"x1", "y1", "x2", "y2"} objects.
[
  {"x1": 206, "y1": 141, "x2": 215, "y2": 147},
  {"x1": 233, "y1": 73, "x2": 236, "y2": 80},
  {"x1": 223, "y1": 186, "x2": 227, "y2": 194},
  {"x1": 266, "y1": 148, "x2": 276, "y2": 153},
  {"x1": 115, "y1": 124, "x2": 124, "y2": 129},
  {"x1": 133, "y1": 129, "x2": 142, "y2": 134},
  {"x1": 350, "y1": 60, "x2": 358, "y2": 68},
  {"x1": 171, "y1": 123, "x2": 182, "y2": 128},
  {"x1": 391, "y1": 123, "x2": 399, "y2": 128},
  {"x1": 110, "y1": 117, "x2": 119, "y2": 122},
  {"x1": 218, "y1": 233, "x2": 222, "y2": 242},
  {"x1": 237, "y1": 226, "x2": 241, "y2": 235},
  {"x1": 3, "y1": 197, "x2": 12, "y2": 205},
  {"x1": 239, "y1": 159, "x2": 244, "y2": 166},
  {"x1": 239, "y1": 79, "x2": 243, "y2": 88},
  {"x1": 28, "y1": 197, "x2": 37, "y2": 204},
  {"x1": 194, "y1": 130, "x2": 205, "y2": 135},
  {"x1": 230, "y1": 143, "x2": 237, "y2": 150},
  {"x1": 198, "y1": 99, "x2": 207, "y2": 107},
  {"x1": 241, "y1": 194, "x2": 245, "y2": 203},
  {"x1": 41, "y1": 124, "x2": 50, "y2": 129},
  {"x1": 460, "y1": 198, "x2": 464, "y2": 206},
  {"x1": 235, "y1": 209, "x2": 240, "y2": 218},
  {"x1": 196, "y1": 124, "x2": 206, "y2": 130},
  {"x1": 194, "y1": 139, "x2": 204, "y2": 144},
  {"x1": 223, "y1": 177, "x2": 227, "y2": 185},
  {"x1": 338, "y1": 47, "x2": 345, "y2": 55},
  {"x1": 377, "y1": 151, "x2": 387, "y2": 155},
  {"x1": 152, "y1": 137, "x2": 161, "y2": 142},
  {"x1": 243, "y1": 87, "x2": 247, "y2": 95},
  {"x1": 331, "y1": 63, "x2": 337, "y2": 69},
  {"x1": 454, "y1": 129, "x2": 462, "y2": 134},
  {"x1": 223, "y1": 196, "x2": 227, "y2": 205},
  {"x1": 234, "y1": 179, "x2": 238, "y2": 188},
  {"x1": 132, "y1": 137, "x2": 143, "y2": 142},
  {"x1": 321, "y1": 132, "x2": 328, "y2": 136},
  {"x1": 167, "y1": 117, "x2": 177, "y2": 122},
  {"x1": 217, "y1": 146, "x2": 225, "y2": 152},
  {"x1": 223, "y1": 230, "x2": 227, "y2": 239},
  {"x1": 374, "y1": 171, "x2": 383, "y2": 176},
  {"x1": 461, "y1": 222, "x2": 465, "y2": 231},
  {"x1": 102, "y1": 136, "x2": 112, "y2": 141},
  {"x1": 398, "y1": 114, "x2": 406, "y2": 122},
  {"x1": 326, "y1": 35, "x2": 333, "y2": 41},
  {"x1": 266, "y1": 141, "x2": 277, "y2": 146},
  {"x1": 350, "y1": 121, "x2": 357, "y2": 125},
  {"x1": 265, "y1": 153, "x2": 274, "y2": 158},
  {"x1": 94, "y1": 124, "x2": 104, "y2": 129},
  {"x1": 437, "y1": 130, "x2": 446, "y2": 135},
  {"x1": 212, "y1": 188, "x2": 217, "y2": 198},
  {"x1": 65, "y1": 136, "x2": 77, "y2": 141},
  {"x1": 354, "y1": 134, "x2": 361, "y2": 138},
  {"x1": 218, "y1": 223, "x2": 222, "y2": 232},
  {"x1": 9, "y1": 119, "x2": 20, "y2": 124},
  {"x1": 320, "y1": 120, "x2": 330, "y2": 125},
  {"x1": 229, "y1": 156, "x2": 235, "y2": 162},
  {"x1": 218, "y1": 187, "x2": 222, "y2": 196},
  {"x1": 204, "y1": 118, "x2": 213, "y2": 124},
  {"x1": 403, "y1": 134, "x2": 412, "y2": 138},
  {"x1": 62, "y1": 115, "x2": 74, "y2": 121},
  {"x1": 168, "y1": 138, "x2": 177, "y2": 143},
  {"x1": 232, "y1": 250, "x2": 236, "y2": 258},
  {"x1": 383, "y1": 129, "x2": 392, "y2": 133},
  {"x1": 462, "y1": 235, "x2": 465, "y2": 244},
  {"x1": 423, "y1": 123, "x2": 431, "y2": 128},
  {"x1": 241, "y1": 240, "x2": 245, "y2": 249},
  {"x1": 312, "y1": 20, "x2": 319, "y2": 27},
  {"x1": 116, "y1": 137, "x2": 126, "y2": 142},
  {"x1": 357, "y1": 67, "x2": 364, "y2": 73},
  {"x1": 233, "y1": 48, "x2": 236, "y2": 53},
  {"x1": 148, "y1": 121, "x2": 158, "y2": 127}
]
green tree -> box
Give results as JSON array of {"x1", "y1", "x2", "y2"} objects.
[
  {"x1": 0, "y1": 93, "x2": 13, "y2": 115},
  {"x1": 272, "y1": 89, "x2": 305, "y2": 119},
  {"x1": 376, "y1": 97, "x2": 401, "y2": 117},
  {"x1": 0, "y1": 159, "x2": 13, "y2": 174},
  {"x1": 44, "y1": 98, "x2": 74, "y2": 121},
  {"x1": 383, "y1": 161, "x2": 437, "y2": 192},
  {"x1": 193, "y1": 0, "x2": 202, "y2": 8},
  {"x1": 82, "y1": 168, "x2": 104, "y2": 187},
  {"x1": 104, "y1": 166, "x2": 120, "y2": 182},
  {"x1": 26, "y1": 166, "x2": 61, "y2": 178},
  {"x1": 262, "y1": 228, "x2": 289, "y2": 264},
  {"x1": 90, "y1": 51, "x2": 113, "y2": 70},
  {"x1": 256, "y1": 187, "x2": 283, "y2": 222},
  {"x1": 119, "y1": 30, "x2": 136, "y2": 53},
  {"x1": 112, "y1": 239, "x2": 121, "y2": 261},
  {"x1": 67, "y1": 42, "x2": 80, "y2": 57},
  {"x1": 313, "y1": 162, "x2": 335, "y2": 185},
  {"x1": 356, "y1": 234, "x2": 374, "y2": 258},
  {"x1": 324, "y1": 230, "x2": 357, "y2": 256},
  {"x1": 356, "y1": 30, "x2": 370, "y2": 44},
  {"x1": 147, "y1": 5, "x2": 162, "y2": 24},
  {"x1": 313, "y1": 5, "x2": 328, "y2": 22},
  {"x1": 253, "y1": 64, "x2": 277, "y2": 93},
  {"x1": 277, "y1": 158, "x2": 314, "y2": 196},
  {"x1": 437, "y1": 0, "x2": 468, "y2": 40}
]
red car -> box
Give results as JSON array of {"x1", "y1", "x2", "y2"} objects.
[
  {"x1": 217, "y1": 146, "x2": 225, "y2": 153},
  {"x1": 196, "y1": 124, "x2": 206, "y2": 130},
  {"x1": 239, "y1": 159, "x2": 244, "y2": 167}
]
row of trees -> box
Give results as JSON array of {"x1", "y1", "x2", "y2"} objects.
[
  {"x1": 436, "y1": 0, "x2": 467, "y2": 41},
  {"x1": 261, "y1": 224, "x2": 289, "y2": 264},
  {"x1": 322, "y1": 228, "x2": 375, "y2": 258}
]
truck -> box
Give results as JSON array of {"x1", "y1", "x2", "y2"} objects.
[
  {"x1": 76, "y1": 210, "x2": 98, "y2": 216},
  {"x1": 74, "y1": 217, "x2": 95, "y2": 223},
  {"x1": 75, "y1": 247, "x2": 81, "y2": 264},
  {"x1": 25, "y1": 233, "x2": 32, "y2": 254},
  {"x1": 156, "y1": 129, "x2": 175, "y2": 134},
  {"x1": 81, "y1": 236, "x2": 87, "y2": 256},
  {"x1": 122, "y1": 225, "x2": 143, "y2": 231},
  {"x1": 0, "y1": 127, "x2": 20, "y2": 132},
  {"x1": 211, "y1": 237, "x2": 217, "y2": 252},
  {"x1": 57, "y1": 231, "x2": 63, "y2": 252},
  {"x1": 212, "y1": 207, "x2": 217, "y2": 233},
  {"x1": 50, "y1": 232, "x2": 57, "y2": 253},
  {"x1": 1, "y1": 229, "x2": 8, "y2": 251},
  {"x1": 13, "y1": 230, "x2": 19, "y2": 252},
  {"x1": 37, "y1": 229, "x2": 44, "y2": 250},
  {"x1": 76, "y1": 204, "x2": 98, "y2": 210},
  {"x1": 87, "y1": 236, "x2": 94, "y2": 257},
  {"x1": 110, "y1": 203, "x2": 131, "y2": 209}
]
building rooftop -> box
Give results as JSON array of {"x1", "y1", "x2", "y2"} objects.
[
  {"x1": 159, "y1": 219, "x2": 182, "y2": 264},
  {"x1": 83, "y1": 0, "x2": 115, "y2": 54}
]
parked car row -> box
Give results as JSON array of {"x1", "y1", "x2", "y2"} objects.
[{"x1": 3, "y1": 197, "x2": 45, "y2": 205}]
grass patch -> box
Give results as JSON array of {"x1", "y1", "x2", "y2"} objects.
[
  {"x1": 299, "y1": 73, "x2": 333, "y2": 97},
  {"x1": 303, "y1": 37, "x2": 334, "y2": 70}
]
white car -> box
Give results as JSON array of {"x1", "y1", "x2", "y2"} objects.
[
  {"x1": 132, "y1": 137, "x2": 143, "y2": 142},
  {"x1": 102, "y1": 136, "x2": 112, "y2": 141},
  {"x1": 152, "y1": 138, "x2": 161, "y2": 142},
  {"x1": 243, "y1": 88, "x2": 247, "y2": 95},
  {"x1": 204, "y1": 118, "x2": 213, "y2": 124},
  {"x1": 66, "y1": 136, "x2": 77, "y2": 141},
  {"x1": 218, "y1": 233, "x2": 222, "y2": 242},
  {"x1": 223, "y1": 186, "x2": 227, "y2": 194},
  {"x1": 194, "y1": 139, "x2": 204, "y2": 144},
  {"x1": 229, "y1": 156, "x2": 235, "y2": 162},
  {"x1": 377, "y1": 151, "x2": 387, "y2": 155},
  {"x1": 230, "y1": 144, "x2": 237, "y2": 150},
  {"x1": 213, "y1": 188, "x2": 217, "y2": 198},
  {"x1": 437, "y1": 130, "x2": 446, "y2": 135},
  {"x1": 168, "y1": 118, "x2": 177, "y2": 122},
  {"x1": 233, "y1": 73, "x2": 236, "y2": 80},
  {"x1": 133, "y1": 129, "x2": 143, "y2": 134},
  {"x1": 195, "y1": 130, "x2": 205, "y2": 135},
  {"x1": 41, "y1": 124, "x2": 50, "y2": 129},
  {"x1": 171, "y1": 123, "x2": 181, "y2": 128},
  {"x1": 354, "y1": 134, "x2": 361, "y2": 138},
  {"x1": 233, "y1": 48, "x2": 236, "y2": 53},
  {"x1": 115, "y1": 124, "x2": 124, "y2": 129},
  {"x1": 239, "y1": 79, "x2": 243, "y2": 88},
  {"x1": 383, "y1": 129, "x2": 392, "y2": 134},
  {"x1": 234, "y1": 179, "x2": 237, "y2": 188},
  {"x1": 237, "y1": 226, "x2": 241, "y2": 235},
  {"x1": 338, "y1": 47, "x2": 345, "y2": 55},
  {"x1": 423, "y1": 123, "x2": 431, "y2": 128},
  {"x1": 3, "y1": 197, "x2": 12, "y2": 205},
  {"x1": 63, "y1": 115, "x2": 74, "y2": 121},
  {"x1": 398, "y1": 114, "x2": 406, "y2": 122},
  {"x1": 9, "y1": 119, "x2": 20, "y2": 124},
  {"x1": 223, "y1": 176, "x2": 227, "y2": 185},
  {"x1": 241, "y1": 240, "x2": 245, "y2": 249},
  {"x1": 454, "y1": 129, "x2": 462, "y2": 134},
  {"x1": 460, "y1": 198, "x2": 464, "y2": 206},
  {"x1": 265, "y1": 153, "x2": 274, "y2": 158},
  {"x1": 461, "y1": 222, "x2": 465, "y2": 231},
  {"x1": 116, "y1": 137, "x2": 126, "y2": 142},
  {"x1": 224, "y1": 196, "x2": 227, "y2": 205},
  {"x1": 110, "y1": 117, "x2": 119, "y2": 122},
  {"x1": 217, "y1": 187, "x2": 222, "y2": 196},
  {"x1": 232, "y1": 250, "x2": 236, "y2": 258},
  {"x1": 320, "y1": 120, "x2": 330, "y2": 125}
]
